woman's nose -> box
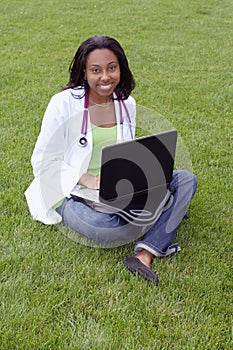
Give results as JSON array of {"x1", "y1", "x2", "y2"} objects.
[{"x1": 100, "y1": 70, "x2": 109, "y2": 81}]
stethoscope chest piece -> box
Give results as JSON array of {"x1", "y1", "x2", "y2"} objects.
[{"x1": 78, "y1": 136, "x2": 88, "y2": 147}]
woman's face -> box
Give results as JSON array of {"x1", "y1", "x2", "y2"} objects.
[{"x1": 84, "y1": 48, "x2": 121, "y2": 102}]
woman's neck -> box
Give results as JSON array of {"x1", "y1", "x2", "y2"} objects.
[{"x1": 88, "y1": 91, "x2": 113, "y2": 106}]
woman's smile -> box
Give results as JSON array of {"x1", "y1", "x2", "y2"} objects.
[{"x1": 85, "y1": 48, "x2": 121, "y2": 103}]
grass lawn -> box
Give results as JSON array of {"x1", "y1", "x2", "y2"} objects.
[{"x1": 0, "y1": 0, "x2": 232, "y2": 349}]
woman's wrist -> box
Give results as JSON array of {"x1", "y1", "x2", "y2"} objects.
[{"x1": 78, "y1": 173, "x2": 100, "y2": 189}]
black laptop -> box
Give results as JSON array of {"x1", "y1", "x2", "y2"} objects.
[{"x1": 71, "y1": 130, "x2": 177, "y2": 226}]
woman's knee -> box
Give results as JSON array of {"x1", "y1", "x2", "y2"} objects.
[
  {"x1": 173, "y1": 170, "x2": 197, "y2": 195},
  {"x1": 182, "y1": 170, "x2": 197, "y2": 194}
]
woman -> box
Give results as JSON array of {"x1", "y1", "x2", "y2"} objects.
[{"x1": 25, "y1": 35, "x2": 197, "y2": 285}]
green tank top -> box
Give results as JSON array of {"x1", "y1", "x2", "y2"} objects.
[{"x1": 87, "y1": 124, "x2": 117, "y2": 176}]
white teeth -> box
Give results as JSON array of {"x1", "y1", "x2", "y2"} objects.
[{"x1": 100, "y1": 84, "x2": 111, "y2": 90}]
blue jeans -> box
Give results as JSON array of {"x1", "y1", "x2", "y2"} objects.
[{"x1": 56, "y1": 170, "x2": 197, "y2": 254}]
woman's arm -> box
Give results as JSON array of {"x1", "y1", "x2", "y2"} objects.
[{"x1": 78, "y1": 173, "x2": 100, "y2": 189}]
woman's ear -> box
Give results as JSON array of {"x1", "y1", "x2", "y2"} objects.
[{"x1": 83, "y1": 70, "x2": 86, "y2": 80}]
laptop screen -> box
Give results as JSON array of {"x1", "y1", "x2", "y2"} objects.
[{"x1": 99, "y1": 130, "x2": 177, "y2": 202}]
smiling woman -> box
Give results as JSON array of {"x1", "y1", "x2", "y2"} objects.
[
  {"x1": 84, "y1": 49, "x2": 120, "y2": 127},
  {"x1": 85, "y1": 49, "x2": 121, "y2": 104},
  {"x1": 24, "y1": 35, "x2": 197, "y2": 285}
]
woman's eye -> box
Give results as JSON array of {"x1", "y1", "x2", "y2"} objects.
[
  {"x1": 109, "y1": 65, "x2": 116, "y2": 71},
  {"x1": 91, "y1": 68, "x2": 100, "y2": 73}
]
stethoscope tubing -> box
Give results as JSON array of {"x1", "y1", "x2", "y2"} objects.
[{"x1": 78, "y1": 91, "x2": 132, "y2": 147}]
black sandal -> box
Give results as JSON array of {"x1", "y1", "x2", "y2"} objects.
[{"x1": 123, "y1": 257, "x2": 159, "y2": 285}]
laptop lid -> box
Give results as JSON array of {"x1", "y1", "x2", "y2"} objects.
[{"x1": 99, "y1": 130, "x2": 177, "y2": 202}]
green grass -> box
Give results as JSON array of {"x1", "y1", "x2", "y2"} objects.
[{"x1": 0, "y1": 0, "x2": 232, "y2": 349}]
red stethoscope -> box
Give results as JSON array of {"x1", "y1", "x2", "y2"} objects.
[{"x1": 78, "y1": 91, "x2": 133, "y2": 147}]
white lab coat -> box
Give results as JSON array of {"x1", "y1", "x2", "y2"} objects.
[{"x1": 25, "y1": 88, "x2": 136, "y2": 224}]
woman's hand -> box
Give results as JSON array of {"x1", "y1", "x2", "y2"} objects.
[{"x1": 78, "y1": 173, "x2": 100, "y2": 189}]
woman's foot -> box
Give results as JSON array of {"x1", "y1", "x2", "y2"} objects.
[
  {"x1": 123, "y1": 250, "x2": 158, "y2": 285},
  {"x1": 135, "y1": 249, "x2": 154, "y2": 268}
]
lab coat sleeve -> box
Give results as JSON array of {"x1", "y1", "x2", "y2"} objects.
[{"x1": 25, "y1": 95, "x2": 87, "y2": 224}]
